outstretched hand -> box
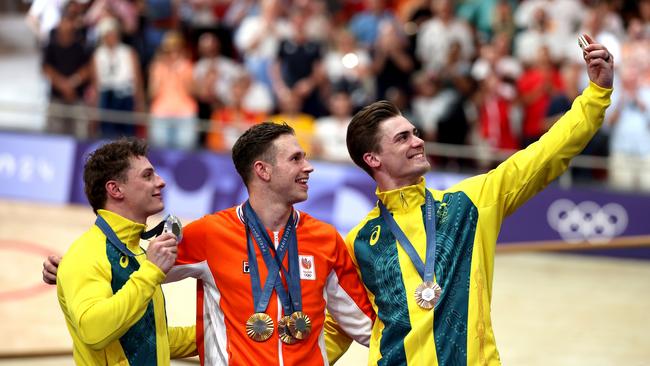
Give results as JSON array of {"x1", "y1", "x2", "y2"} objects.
[
  {"x1": 582, "y1": 34, "x2": 614, "y2": 89},
  {"x1": 42, "y1": 255, "x2": 61, "y2": 285}
]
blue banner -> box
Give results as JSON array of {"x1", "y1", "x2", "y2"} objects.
[{"x1": 0, "y1": 132, "x2": 75, "y2": 203}]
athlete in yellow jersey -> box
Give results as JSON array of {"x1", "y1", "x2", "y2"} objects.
[
  {"x1": 55, "y1": 138, "x2": 196, "y2": 365},
  {"x1": 327, "y1": 35, "x2": 614, "y2": 365}
]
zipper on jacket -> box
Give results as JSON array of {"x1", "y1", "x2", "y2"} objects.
[{"x1": 273, "y1": 231, "x2": 285, "y2": 366}]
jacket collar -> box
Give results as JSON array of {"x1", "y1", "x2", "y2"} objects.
[
  {"x1": 375, "y1": 177, "x2": 426, "y2": 214},
  {"x1": 97, "y1": 209, "x2": 146, "y2": 252}
]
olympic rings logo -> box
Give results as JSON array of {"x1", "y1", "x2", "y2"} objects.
[{"x1": 546, "y1": 199, "x2": 628, "y2": 244}]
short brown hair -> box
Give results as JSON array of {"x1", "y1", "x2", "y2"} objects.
[
  {"x1": 83, "y1": 138, "x2": 148, "y2": 213},
  {"x1": 346, "y1": 100, "x2": 401, "y2": 176},
  {"x1": 232, "y1": 122, "x2": 295, "y2": 186}
]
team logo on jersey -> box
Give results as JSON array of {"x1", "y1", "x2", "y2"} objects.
[
  {"x1": 242, "y1": 261, "x2": 250, "y2": 274},
  {"x1": 299, "y1": 255, "x2": 315, "y2": 280},
  {"x1": 369, "y1": 225, "x2": 381, "y2": 246},
  {"x1": 437, "y1": 202, "x2": 448, "y2": 224},
  {"x1": 119, "y1": 255, "x2": 129, "y2": 268}
]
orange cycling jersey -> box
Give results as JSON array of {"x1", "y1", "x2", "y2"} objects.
[{"x1": 168, "y1": 205, "x2": 374, "y2": 365}]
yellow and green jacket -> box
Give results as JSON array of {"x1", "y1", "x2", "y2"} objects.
[
  {"x1": 333, "y1": 82, "x2": 611, "y2": 365},
  {"x1": 57, "y1": 209, "x2": 196, "y2": 365}
]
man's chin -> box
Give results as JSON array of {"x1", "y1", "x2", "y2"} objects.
[{"x1": 289, "y1": 194, "x2": 308, "y2": 205}]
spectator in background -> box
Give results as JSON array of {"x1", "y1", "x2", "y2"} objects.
[
  {"x1": 296, "y1": 0, "x2": 332, "y2": 43},
  {"x1": 193, "y1": 33, "x2": 243, "y2": 143},
  {"x1": 491, "y1": 0, "x2": 517, "y2": 42},
  {"x1": 348, "y1": 0, "x2": 398, "y2": 49},
  {"x1": 271, "y1": 8, "x2": 326, "y2": 118},
  {"x1": 410, "y1": 71, "x2": 454, "y2": 142},
  {"x1": 91, "y1": 17, "x2": 144, "y2": 139},
  {"x1": 206, "y1": 70, "x2": 269, "y2": 152},
  {"x1": 608, "y1": 67, "x2": 650, "y2": 192},
  {"x1": 235, "y1": 0, "x2": 291, "y2": 89},
  {"x1": 148, "y1": 31, "x2": 197, "y2": 150},
  {"x1": 314, "y1": 90, "x2": 354, "y2": 162},
  {"x1": 456, "y1": 0, "x2": 516, "y2": 41},
  {"x1": 416, "y1": 0, "x2": 474, "y2": 73},
  {"x1": 516, "y1": 46, "x2": 564, "y2": 147},
  {"x1": 323, "y1": 28, "x2": 373, "y2": 110},
  {"x1": 84, "y1": 0, "x2": 140, "y2": 42},
  {"x1": 372, "y1": 19, "x2": 415, "y2": 101},
  {"x1": 513, "y1": 7, "x2": 558, "y2": 65},
  {"x1": 42, "y1": 13, "x2": 91, "y2": 138},
  {"x1": 475, "y1": 71, "x2": 519, "y2": 170},
  {"x1": 269, "y1": 93, "x2": 315, "y2": 155},
  {"x1": 514, "y1": 0, "x2": 585, "y2": 41},
  {"x1": 620, "y1": 18, "x2": 650, "y2": 88},
  {"x1": 178, "y1": 0, "x2": 237, "y2": 60}
]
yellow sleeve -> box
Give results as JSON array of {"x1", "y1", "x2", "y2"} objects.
[
  {"x1": 168, "y1": 325, "x2": 198, "y2": 358},
  {"x1": 57, "y1": 233, "x2": 166, "y2": 350},
  {"x1": 324, "y1": 311, "x2": 353, "y2": 365},
  {"x1": 454, "y1": 82, "x2": 612, "y2": 217}
]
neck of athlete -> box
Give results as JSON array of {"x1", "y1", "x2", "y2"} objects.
[
  {"x1": 374, "y1": 172, "x2": 422, "y2": 192},
  {"x1": 248, "y1": 193, "x2": 293, "y2": 232},
  {"x1": 104, "y1": 201, "x2": 149, "y2": 225}
]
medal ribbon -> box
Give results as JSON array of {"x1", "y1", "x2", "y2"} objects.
[
  {"x1": 95, "y1": 215, "x2": 141, "y2": 257},
  {"x1": 140, "y1": 219, "x2": 165, "y2": 240},
  {"x1": 378, "y1": 190, "x2": 437, "y2": 283},
  {"x1": 243, "y1": 202, "x2": 301, "y2": 315}
]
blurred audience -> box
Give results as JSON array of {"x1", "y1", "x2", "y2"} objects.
[
  {"x1": 27, "y1": 0, "x2": 650, "y2": 192},
  {"x1": 148, "y1": 31, "x2": 197, "y2": 150}
]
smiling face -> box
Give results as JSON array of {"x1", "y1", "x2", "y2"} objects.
[
  {"x1": 266, "y1": 134, "x2": 314, "y2": 205},
  {"x1": 116, "y1": 156, "x2": 166, "y2": 223},
  {"x1": 367, "y1": 115, "x2": 429, "y2": 190}
]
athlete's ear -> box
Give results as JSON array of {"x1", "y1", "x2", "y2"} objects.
[
  {"x1": 253, "y1": 160, "x2": 272, "y2": 182},
  {"x1": 363, "y1": 152, "x2": 381, "y2": 169},
  {"x1": 105, "y1": 180, "x2": 124, "y2": 200}
]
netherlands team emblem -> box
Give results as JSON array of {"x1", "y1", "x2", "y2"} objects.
[{"x1": 299, "y1": 255, "x2": 315, "y2": 280}]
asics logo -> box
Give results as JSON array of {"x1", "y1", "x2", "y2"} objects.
[
  {"x1": 370, "y1": 225, "x2": 381, "y2": 246},
  {"x1": 546, "y1": 199, "x2": 628, "y2": 244}
]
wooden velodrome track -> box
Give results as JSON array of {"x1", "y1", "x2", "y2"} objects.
[{"x1": 1, "y1": 198, "x2": 649, "y2": 366}]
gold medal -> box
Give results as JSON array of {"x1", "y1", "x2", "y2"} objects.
[
  {"x1": 287, "y1": 311, "x2": 312, "y2": 340},
  {"x1": 278, "y1": 315, "x2": 298, "y2": 344},
  {"x1": 414, "y1": 281, "x2": 442, "y2": 310},
  {"x1": 246, "y1": 313, "x2": 274, "y2": 342}
]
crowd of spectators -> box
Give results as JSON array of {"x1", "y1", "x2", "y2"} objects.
[{"x1": 26, "y1": 0, "x2": 650, "y2": 191}]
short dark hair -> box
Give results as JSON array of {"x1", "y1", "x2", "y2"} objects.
[
  {"x1": 346, "y1": 100, "x2": 401, "y2": 176},
  {"x1": 232, "y1": 122, "x2": 295, "y2": 186},
  {"x1": 83, "y1": 138, "x2": 148, "y2": 213}
]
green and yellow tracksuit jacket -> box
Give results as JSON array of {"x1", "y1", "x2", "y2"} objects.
[
  {"x1": 328, "y1": 82, "x2": 611, "y2": 365},
  {"x1": 57, "y1": 209, "x2": 196, "y2": 365}
]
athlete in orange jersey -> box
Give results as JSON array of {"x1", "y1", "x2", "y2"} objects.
[{"x1": 166, "y1": 122, "x2": 375, "y2": 365}]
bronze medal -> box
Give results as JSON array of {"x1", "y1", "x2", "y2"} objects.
[
  {"x1": 414, "y1": 281, "x2": 442, "y2": 310},
  {"x1": 246, "y1": 313, "x2": 274, "y2": 342},
  {"x1": 278, "y1": 315, "x2": 298, "y2": 344},
  {"x1": 287, "y1": 311, "x2": 312, "y2": 340}
]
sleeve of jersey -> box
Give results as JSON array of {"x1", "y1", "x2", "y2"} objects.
[
  {"x1": 168, "y1": 325, "x2": 198, "y2": 358},
  {"x1": 165, "y1": 218, "x2": 209, "y2": 283},
  {"x1": 324, "y1": 232, "x2": 375, "y2": 347},
  {"x1": 324, "y1": 311, "x2": 353, "y2": 365},
  {"x1": 455, "y1": 82, "x2": 611, "y2": 218},
  {"x1": 58, "y1": 242, "x2": 166, "y2": 350}
]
